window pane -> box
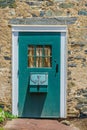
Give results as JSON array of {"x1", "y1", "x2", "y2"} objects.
[
  {"x1": 44, "y1": 57, "x2": 52, "y2": 67},
  {"x1": 28, "y1": 46, "x2": 34, "y2": 56},
  {"x1": 28, "y1": 57, "x2": 34, "y2": 67},
  {"x1": 36, "y1": 46, "x2": 42, "y2": 56},
  {"x1": 36, "y1": 57, "x2": 43, "y2": 67},
  {"x1": 28, "y1": 45, "x2": 52, "y2": 68},
  {"x1": 44, "y1": 46, "x2": 51, "y2": 56}
]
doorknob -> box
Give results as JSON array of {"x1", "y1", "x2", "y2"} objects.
[{"x1": 56, "y1": 64, "x2": 58, "y2": 73}]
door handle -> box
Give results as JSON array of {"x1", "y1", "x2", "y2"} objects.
[{"x1": 56, "y1": 64, "x2": 58, "y2": 73}]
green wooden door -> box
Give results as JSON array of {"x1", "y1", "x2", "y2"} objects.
[{"x1": 18, "y1": 32, "x2": 60, "y2": 118}]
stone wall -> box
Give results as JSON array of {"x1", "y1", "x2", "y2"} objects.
[{"x1": 0, "y1": 0, "x2": 87, "y2": 117}]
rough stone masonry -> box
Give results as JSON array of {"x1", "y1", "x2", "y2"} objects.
[{"x1": 0, "y1": 0, "x2": 87, "y2": 117}]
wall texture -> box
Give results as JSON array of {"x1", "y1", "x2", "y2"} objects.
[{"x1": 0, "y1": 0, "x2": 87, "y2": 117}]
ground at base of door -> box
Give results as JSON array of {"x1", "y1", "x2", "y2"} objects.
[{"x1": 4, "y1": 119, "x2": 79, "y2": 130}]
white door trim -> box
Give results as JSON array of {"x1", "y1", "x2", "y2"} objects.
[{"x1": 12, "y1": 25, "x2": 67, "y2": 118}]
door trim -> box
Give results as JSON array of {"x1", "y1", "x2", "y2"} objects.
[{"x1": 12, "y1": 25, "x2": 67, "y2": 118}]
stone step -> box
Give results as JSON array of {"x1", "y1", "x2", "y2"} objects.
[{"x1": 4, "y1": 119, "x2": 79, "y2": 130}]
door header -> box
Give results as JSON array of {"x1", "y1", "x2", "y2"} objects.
[{"x1": 12, "y1": 25, "x2": 67, "y2": 33}]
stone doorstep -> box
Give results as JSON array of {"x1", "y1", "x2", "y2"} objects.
[{"x1": 4, "y1": 119, "x2": 80, "y2": 130}]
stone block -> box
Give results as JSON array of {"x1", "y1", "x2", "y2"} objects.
[
  {"x1": 76, "y1": 97, "x2": 87, "y2": 104},
  {"x1": 68, "y1": 57, "x2": 74, "y2": 61},
  {"x1": 45, "y1": 9, "x2": 63, "y2": 17},
  {"x1": 4, "y1": 56, "x2": 11, "y2": 60},
  {"x1": 78, "y1": 10, "x2": 87, "y2": 16},
  {"x1": 71, "y1": 42, "x2": 86, "y2": 46},
  {"x1": 68, "y1": 63, "x2": 77, "y2": 67},
  {"x1": 0, "y1": 1, "x2": 7, "y2": 8},
  {"x1": 80, "y1": 106, "x2": 87, "y2": 118},
  {"x1": 85, "y1": 3, "x2": 87, "y2": 6},
  {"x1": 65, "y1": 17, "x2": 77, "y2": 25},
  {"x1": 26, "y1": 1, "x2": 42, "y2": 6},
  {"x1": 0, "y1": 104, "x2": 4, "y2": 109},
  {"x1": 45, "y1": 9, "x2": 53, "y2": 17},
  {"x1": 84, "y1": 50, "x2": 87, "y2": 54},
  {"x1": 9, "y1": 17, "x2": 77, "y2": 25},
  {"x1": 68, "y1": 50, "x2": 72, "y2": 55},
  {"x1": 40, "y1": 10, "x2": 45, "y2": 17},
  {"x1": 61, "y1": 120, "x2": 71, "y2": 126},
  {"x1": 46, "y1": 1, "x2": 54, "y2": 6},
  {"x1": 54, "y1": 0, "x2": 65, "y2": 1},
  {"x1": 75, "y1": 56, "x2": 86, "y2": 61},
  {"x1": 59, "y1": 3, "x2": 74, "y2": 8},
  {"x1": 0, "y1": 0, "x2": 16, "y2": 8},
  {"x1": 68, "y1": 71, "x2": 71, "y2": 75},
  {"x1": 78, "y1": 89, "x2": 87, "y2": 94},
  {"x1": 81, "y1": 107, "x2": 87, "y2": 113}
]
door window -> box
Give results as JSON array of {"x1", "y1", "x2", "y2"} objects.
[{"x1": 28, "y1": 45, "x2": 52, "y2": 68}]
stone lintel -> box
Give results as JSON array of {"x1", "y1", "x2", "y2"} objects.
[{"x1": 9, "y1": 17, "x2": 77, "y2": 25}]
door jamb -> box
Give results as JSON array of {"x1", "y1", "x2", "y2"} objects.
[{"x1": 12, "y1": 25, "x2": 67, "y2": 118}]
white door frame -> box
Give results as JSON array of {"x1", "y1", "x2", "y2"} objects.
[{"x1": 12, "y1": 25, "x2": 67, "y2": 118}]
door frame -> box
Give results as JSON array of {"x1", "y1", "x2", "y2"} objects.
[{"x1": 12, "y1": 25, "x2": 67, "y2": 118}]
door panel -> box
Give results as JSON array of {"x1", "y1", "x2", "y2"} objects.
[{"x1": 18, "y1": 32, "x2": 60, "y2": 118}]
